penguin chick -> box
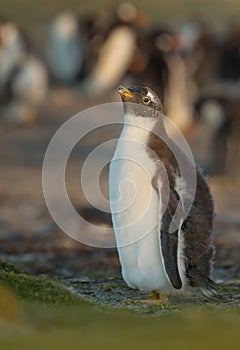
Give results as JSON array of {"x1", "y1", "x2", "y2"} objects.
[{"x1": 109, "y1": 85, "x2": 216, "y2": 301}]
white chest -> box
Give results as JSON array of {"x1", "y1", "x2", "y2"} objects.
[
  {"x1": 110, "y1": 124, "x2": 157, "y2": 240},
  {"x1": 109, "y1": 124, "x2": 171, "y2": 292}
]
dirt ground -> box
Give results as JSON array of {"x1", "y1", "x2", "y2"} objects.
[{"x1": 0, "y1": 88, "x2": 240, "y2": 309}]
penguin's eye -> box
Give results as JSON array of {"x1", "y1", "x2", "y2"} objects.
[{"x1": 143, "y1": 96, "x2": 150, "y2": 104}]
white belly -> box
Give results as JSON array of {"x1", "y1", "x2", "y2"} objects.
[{"x1": 109, "y1": 127, "x2": 172, "y2": 293}]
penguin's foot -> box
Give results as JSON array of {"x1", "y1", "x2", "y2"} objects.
[{"x1": 133, "y1": 291, "x2": 169, "y2": 305}]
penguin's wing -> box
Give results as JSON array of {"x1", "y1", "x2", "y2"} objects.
[{"x1": 155, "y1": 179, "x2": 183, "y2": 289}]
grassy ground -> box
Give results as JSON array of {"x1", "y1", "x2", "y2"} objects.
[
  {"x1": 0, "y1": 260, "x2": 85, "y2": 305},
  {"x1": 1, "y1": 0, "x2": 240, "y2": 34},
  {"x1": 1, "y1": 306, "x2": 240, "y2": 350},
  {"x1": 1, "y1": 308, "x2": 240, "y2": 350},
  {"x1": 0, "y1": 260, "x2": 240, "y2": 350}
]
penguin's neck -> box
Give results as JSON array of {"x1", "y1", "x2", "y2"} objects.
[
  {"x1": 122, "y1": 112, "x2": 167, "y2": 145},
  {"x1": 122, "y1": 113, "x2": 157, "y2": 143}
]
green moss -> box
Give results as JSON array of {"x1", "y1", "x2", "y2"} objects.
[
  {"x1": 218, "y1": 285, "x2": 240, "y2": 293},
  {"x1": 0, "y1": 260, "x2": 86, "y2": 306},
  {"x1": 0, "y1": 260, "x2": 24, "y2": 275}
]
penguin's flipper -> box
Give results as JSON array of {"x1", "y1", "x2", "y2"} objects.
[
  {"x1": 155, "y1": 180, "x2": 183, "y2": 290},
  {"x1": 160, "y1": 205, "x2": 182, "y2": 289}
]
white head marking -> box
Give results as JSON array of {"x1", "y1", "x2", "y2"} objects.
[{"x1": 147, "y1": 90, "x2": 155, "y2": 101}]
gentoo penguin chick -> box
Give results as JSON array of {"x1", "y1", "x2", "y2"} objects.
[{"x1": 109, "y1": 85, "x2": 216, "y2": 303}]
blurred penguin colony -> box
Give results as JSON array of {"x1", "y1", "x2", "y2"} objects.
[{"x1": 0, "y1": 3, "x2": 240, "y2": 174}]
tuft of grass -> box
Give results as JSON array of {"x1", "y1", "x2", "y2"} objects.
[
  {"x1": 0, "y1": 260, "x2": 86, "y2": 306},
  {"x1": 0, "y1": 260, "x2": 24, "y2": 275}
]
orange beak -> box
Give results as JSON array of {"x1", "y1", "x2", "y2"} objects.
[{"x1": 118, "y1": 86, "x2": 135, "y2": 99}]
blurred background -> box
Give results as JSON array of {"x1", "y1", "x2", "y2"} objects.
[{"x1": 0, "y1": 0, "x2": 240, "y2": 286}]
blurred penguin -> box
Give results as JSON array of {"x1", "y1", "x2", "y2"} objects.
[
  {"x1": 192, "y1": 95, "x2": 237, "y2": 174},
  {"x1": 0, "y1": 20, "x2": 48, "y2": 124},
  {"x1": 130, "y1": 26, "x2": 194, "y2": 134},
  {"x1": 0, "y1": 20, "x2": 26, "y2": 97},
  {"x1": 80, "y1": 3, "x2": 149, "y2": 96},
  {"x1": 179, "y1": 18, "x2": 220, "y2": 91},
  {"x1": 46, "y1": 12, "x2": 87, "y2": 84},
  {"x1": 81, "y1": 25, "x2": 137, "y2": 96},
  {"x1": 218, "y1": 18, "x2": 240, "y2": 82}
]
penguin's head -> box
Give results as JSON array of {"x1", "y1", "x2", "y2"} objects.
[
  {"x1": 118, "y1": 85, "x2": 163, "y2": 114},
  {"x1": 118, "y1": 85, "x2": 167, "y2": 149}
]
